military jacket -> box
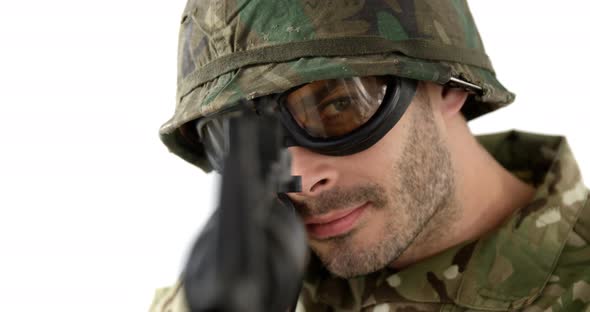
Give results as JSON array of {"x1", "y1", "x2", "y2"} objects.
[{"x1": 150, "y1": 130, "x2": 590, "y2": 312}]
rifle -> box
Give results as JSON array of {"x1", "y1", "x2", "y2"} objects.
[{"x1": 182, "y1": 104, "x2": 307, "y2": 312}]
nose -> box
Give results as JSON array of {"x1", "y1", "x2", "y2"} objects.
[{"x1": 288, "y1": 146, "x2": 339, "y2": 196}]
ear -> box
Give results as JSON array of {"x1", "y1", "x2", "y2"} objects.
[{"x1": 439, "y1": 87, "x2": 469, "y2": 119}]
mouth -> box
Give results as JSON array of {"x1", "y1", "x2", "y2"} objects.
[{"x1": 304, "y1": 202, "x2": 369, "y2": 240}]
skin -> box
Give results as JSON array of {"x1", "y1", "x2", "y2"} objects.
[{"x1": 287, "y1": 82, "x2": 536, "y2": 278}]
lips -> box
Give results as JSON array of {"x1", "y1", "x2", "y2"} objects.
[{"x1": 304, "y1": 202, "x2": 369, "y2": 240}]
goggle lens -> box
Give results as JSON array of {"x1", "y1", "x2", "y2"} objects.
[{"x1": 284, "y1": 76, "x2": 387, "y2": 138}]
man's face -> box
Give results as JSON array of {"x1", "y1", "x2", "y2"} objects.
[{"x1": 287, "y1": 85, "x2": 458, "y2": 278}]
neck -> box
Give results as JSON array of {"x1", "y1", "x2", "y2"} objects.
[{"x1": 391, "y1": 117, "x2": 535, "y2": 269}]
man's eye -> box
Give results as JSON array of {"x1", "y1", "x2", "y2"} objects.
[
  {"x1": 332, "y1": 100, "x2": 350, "y2": 111},
  {"x1": 321, "y1": 98, "x2": 353, "y2": 116}
]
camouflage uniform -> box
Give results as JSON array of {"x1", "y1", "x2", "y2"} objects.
[
  {"x1": 150, "y1": 131, "x2": 590, "y2": 311},
  {"x1": 153, "y1": 0, "x2": 590, "y2": 311},
  {"x1": 297, "y1": 131, "x2": 590, "y2": 312}
]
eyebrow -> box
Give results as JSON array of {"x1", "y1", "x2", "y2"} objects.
[
  {"x1": 288, "y1": 86, "x2": 330, "y2": 110},
  {"x1": 290, "y1": 79, "x2": 354, "y2": 108}
]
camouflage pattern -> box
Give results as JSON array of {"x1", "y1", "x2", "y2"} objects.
[
  {"x1": 160, "y1": 0, "x2": 515, "y2": 171},
  {"x1": 150, "y1": 281, "x2": 188, "y2": 312},
  {"x1": 150, "y1": 130, "x2": 590, "y2": 312}
]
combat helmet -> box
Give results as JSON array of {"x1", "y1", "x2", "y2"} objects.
[{"x1": 160, "y1": 0, "x2": 515, "y2": 172}]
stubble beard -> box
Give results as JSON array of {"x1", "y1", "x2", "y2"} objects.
[{"x1": 302, "y1": 92, "x2": 459, "y2": 278}]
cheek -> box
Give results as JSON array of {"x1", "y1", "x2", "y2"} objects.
[
  {"x1": 335, "y1": 112, "x2": 409, "y2": 182},
  {"x1": 315, "y1": 99, "x2": 414, "y2": 190}
]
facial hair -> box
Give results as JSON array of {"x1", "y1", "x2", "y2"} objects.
[{"x1": 295, "y1": 91, "x2": 458, "y2": 278}]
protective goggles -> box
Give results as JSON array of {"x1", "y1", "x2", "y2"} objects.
[{"x1": 194, "y1": 76, "x2": 417, "y2": 172}]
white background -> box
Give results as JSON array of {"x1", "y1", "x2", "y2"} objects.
[{"x1": 0, "y1": 1, "x2": 588, "y2": 311}]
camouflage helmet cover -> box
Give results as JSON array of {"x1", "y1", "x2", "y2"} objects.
[{"x1": 160, "y1": 0, "x2": 515, "y2": 171}]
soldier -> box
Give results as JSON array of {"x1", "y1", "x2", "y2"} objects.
[{"x1": 151, "y1": 0, "x2": 590, "y2": 311}]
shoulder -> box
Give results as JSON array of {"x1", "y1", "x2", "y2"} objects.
[
  {"x1": 530, "y1": 190, "x2": 590, "y2": 311},
  {"x1": 572, "y1": 189, "x2": 590, "y2": 245}
]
